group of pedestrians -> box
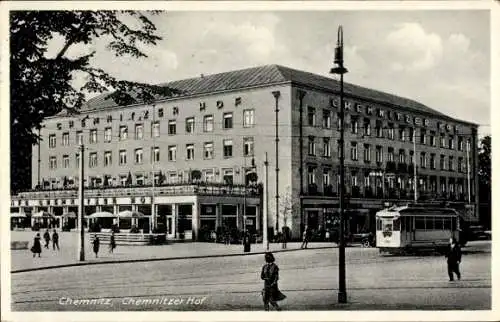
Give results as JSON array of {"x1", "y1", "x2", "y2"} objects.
[
  {"x1": 30, "y1": 229, "x2": 59, "y2": 257},
  {"x1": 91, "y1": 232, "x2": 116, "y2": 258}
]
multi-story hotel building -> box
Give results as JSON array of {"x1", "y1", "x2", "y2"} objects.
[{"x1": 10, "y1": 65, "x2": 479, "y2": 240}]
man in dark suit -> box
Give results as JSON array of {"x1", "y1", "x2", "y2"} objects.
[{"x1": 445, "y1": 237, "x2": 462, "y2": 281}]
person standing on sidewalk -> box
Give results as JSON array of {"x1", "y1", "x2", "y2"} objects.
[
  {"x1": 52, "y1": 229, "x2": 59, "y2": 250},
  {"x1": 43, "y1": 229, "x2": 51, "y2": 249},
  {"x1": 92, "y1": 234, "x2": 100, "y2": 258},
  {"x1": 261, "y1": 252, "x2": 286, "y2": 311},
  {"x1": 31, "y1": 233, "x2": 42, "y2": 258},
  {"x1": 301, "y1": 226, "x2": 310, "y2": 249},
  {"x1": 281, "y1": 226, "x2": 289, "y2": 249},
  {"x1": 109, "y1": 232, "x2": 116, "y2": 253},
  {"x1": 445, "y1": 237, "x2": 462, "y2": 281}
]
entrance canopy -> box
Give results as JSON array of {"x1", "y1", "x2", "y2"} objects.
[
  {"x1": 118, "y1": 210, "x2": 145, "y2": 218},
  {"x1": 32, "y1": 211, "x2": 54, "y2": 218},
  {"x1": 89, "y1": 211, "x2": 116, "y2": 218}
]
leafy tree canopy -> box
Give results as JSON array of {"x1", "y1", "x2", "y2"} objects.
[{"x1": 10, "y1": 10, "x2": 177, "y2": 192}]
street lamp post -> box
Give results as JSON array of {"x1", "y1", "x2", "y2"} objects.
[{"x1": 330, "y1": 25, "x2": 348, "y2": 304}]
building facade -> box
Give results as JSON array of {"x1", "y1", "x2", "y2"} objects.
[{"x1": 10, "y1": 65, "x2": 479, "y2": 240}]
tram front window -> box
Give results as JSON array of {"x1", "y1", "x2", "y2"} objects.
[{"x1": 393, "y1": 218, "x2": 401, "y2": 231}]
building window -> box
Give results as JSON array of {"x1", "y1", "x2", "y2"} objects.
[
  {"x1": 363, "y1": 119, "x2": 371, "y2": 136},
  {"x1": 152, "y1": 122, "x2": 160, "y2": 137},
  {"x1": 134, "y1": 148, "x2": 143, "y2": 164},
  {"x1": 243, "y1": 109, "x2": 255, "y2": 127},
  {"x1": 119, "y1": 126, "x2": 128, "y2": 140},
  {"x1": 376, "y1": 122, "x2": 383, "y2": 138},
  {"x1": 409, "y1": 128, "x2": 415, "y2": 142},
  {"x1": 119, "y1": 150, "x2": 127, "y2": 165},
  {"x1": 323, "y1": 138, "x2": 331, "y2": 157},
  {"x1": 152, "y1": 147, "x2": 160, "y2": 163},
  {"x1": 440, "y1": 154, "x2": 445, "y2": 170},
  {"x1": 223, "y1": 169, "x2": 234, "y2": 185},
  {"x1": 104, "y1": 127, "x2": 112, "y2": 142},
  {"x1": 429, "y1": 131, "x2": 436, "y2": 146},
  {"x1": 63, "y1": 155, "x2": 69, "y2": 168},
  {"x1": 388, "y1": 124, "x2": 394, "y2": 140},
  {"x1": 186, "y1": 144, "x2": 195, "y2": 160},
  {"x1": 350, "y1": 142, "x2": 358, "y2": 161},
  {"x1": 364, "y1": 144, "x2": 371, "y2": 162},
  {"x1": 458, "y1": 157, "x2": 464, "y2": 172},
  {"x1": 308, "y1": 136, "x2": 316, "y2": 156},
  {"x1": 244, "y1": 137, "x2": 254, "y2": 157},
  {"x1": 158, "y1": 108, "x2": 164, "y2": 118},
  {"x1": 223, "y1": 112, "x2": 233, "y2": 129},
  {"x1": 49, "y1": 134, "x2": 56, "y2": 148},
  {"x1": 168, "y1": 120, "x2": 176, "y2": 135},
  {"x1": 440, "y1": 134, "x2": 446, "y2": 148},
  {"x1": 351, "y1": 117, "x2": 359, "y2": 134},
  {"x1": 204, "y1": 169, "x2": 214, "y2": 182},
  {"x1": 323, "y1": 110, "x2": 331, "y2": 129},
  {"x1": 203, "y1": 115, "x2": 214, "y2": 132},
  {"x1": 49, "y1": 156, "x2": 57, "y2": 169},
  {"x1": 351, "y1": 172, "x2": 358, "y2": 187},
  {"x1": 430, "y1": 154, "x2": 436, "y2": 170},
  {"x1": 388, "y1": 147, "x2": 394, "y2": 162},
  {"x1": 62, "y1": 132, "x2": 69, "y2": 146},
  {"x1": 399, "y1": 149, "x2": 406, "y2": 163},
  {"x1": 223, "y1": 139, "x2": 233, "y2": 158},
  {"x1": 185, "y1": 117, "x2": 195, "y2": 133},
  {"x1": 448, "y1": 156, "x2": 454, "y2": 171},
  {"x1": 89, "y1": 129, "x2": 97, "y2": 144},
  {"x1": 323, "y1": 168, "x2": 330, "y2": 187},
  {"x1": 307, "y1": 166, "x2": 316, "y2": 185},
  {"x1": 136, "y1": 174, "x2": 144, "y2": 186},
  {"x1": 376, "y1": 146, "x2": 383, "y2": 163},
  {"x1": 104, "y1": 151, "x2": 112, "y2": 167},
  {"x1": 399, "y1": 127, "x2": 405, "y2": 141},
  {"x1": 135, "y1": 124, "x2": 144, "y2": 140},
  {"x1": 75, "y1": 153, "x2": 80, "y2": 167},
  {"x1": 106, "y1": 115, "x2": 112, "y2": 123},
  {"x1": 420, "y1": 152, "x2": 427, "y2": 168},
  {"x1": 168, "y1": 146, "x2": 177, "y2": 162},
  {"x1": 204, "y1": 142, "x2": 214, "y2": 159},
  {"x1": 89, "y1": 152, "x2": 97, "y2": 168},
  {"x1": 420, "y1": 129, "x2": 427, "y2": 144},
  {"x1": 449, "y1": 136, "x2": 455, "y2": 149},
  {"x1": 168, "y1": 172, "x2": 177, "y2": 184},
  {"x1": 76, "y1": 131, "x2": 83, "y2": 145},
  {"x1": 337, "y1": 113, "x2": 342, "y2": 130},
  {"x1": 458, "y1": 137, "x2": 464, "y2": 151},
  {"x1": 307, "y1": 107, "x2": 316, "y2": 127}
]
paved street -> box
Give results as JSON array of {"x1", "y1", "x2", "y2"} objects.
[
  {"x1": 11, "y1": 241, "x2": 490, "y2": 311},
  {"x1": 10, "y1": 231, "x2": 334, "y2": 272}
]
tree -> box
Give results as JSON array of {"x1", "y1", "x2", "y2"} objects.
[
  {"x1": 279, "y1": 188, "x2": 300, "y2": 228},
  {"x1": 10, "y1": 11, "x2": 178, "y2": 193},
  {"x1": 478, "y1": 136, "x2": 491, "y2": 227}
]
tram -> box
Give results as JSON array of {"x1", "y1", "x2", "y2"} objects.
[{"x1": 376, "y1": 204, "x2": 461, "y2": 254}]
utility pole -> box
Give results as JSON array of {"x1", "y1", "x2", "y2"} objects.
[
  {"x1": 272, "y1": 91, "x2": 281, "y2": 236},
  {"x1": 330, "y1": 25, "x2": 348, "y2": 304},
  {"x1": 263, "y1": 152, "x2": 269, "y2": 250},
  {"x1": 467, "y1": 139, "x2": 471, "y2": 204},
  {"x1": 413, "y1": 128, "x2": 418, "y2": 202},
  {"x1": 78, "y1": 144, "x2": 85, "y2": 261},
  {"x1": 151, "y1": 104, "x2": 156, "y2": 233}
]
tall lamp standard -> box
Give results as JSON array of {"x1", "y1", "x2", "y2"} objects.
[{"x1": 330, "y1": 25, "x2": 348, "y2": 304}]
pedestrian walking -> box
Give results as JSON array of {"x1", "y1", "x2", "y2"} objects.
[
  {"x1": 445, "y1": 237, "x2": 462, "y2": 281},
  {"x1": 260, "y1": 252, "x2": 286, "y2": 311},
  {"x1": 109, "y1": 232, "x2": 116, "y2": 253},
  {"x1": 52, "y1": 229, "x2": 59, "y2": 250},
  {"x1": 281, "y1": 226, "x2": 289, "y2": 249},
  {"x1": 43, "y1": 229, "x2": 51, "y2": 249},
  {"x1": 31, "y1": 233, "x2": 42, "y2": 258},
  {"x1": 301, "y1": 226, "x2": 310, "y2": 249},
  {"x1": 92, "y1": 234, "x2": 100, "y2": 258}
]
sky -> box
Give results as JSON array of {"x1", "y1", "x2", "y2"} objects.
[{"x1": 47, "y1": 10, "x2": 491, "y2": 137}]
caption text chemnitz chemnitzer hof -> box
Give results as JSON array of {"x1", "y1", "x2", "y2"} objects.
[{"x1": 58, "y1": 296, "x2": 208, "y2": 306}]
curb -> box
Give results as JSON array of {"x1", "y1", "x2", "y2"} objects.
[{"x1": 11, "y1": 246, "x2": 337, "y2": 274}]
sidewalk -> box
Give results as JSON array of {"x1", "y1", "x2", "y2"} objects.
[{"x1": 11, "y1": 231, "x2": 336, "y2": 272}]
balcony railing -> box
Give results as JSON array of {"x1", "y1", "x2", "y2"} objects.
[{"x1": 13, "y1": 182, "x2": 260, "y2": 200}]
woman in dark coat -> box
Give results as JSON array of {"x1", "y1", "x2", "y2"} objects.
[
  {"x1": 32, "y1": 233, "x2": 42, "y2": 258},
  {"x1": 92, "y1": 235, "x2": 100, "y2": 258},
  {"x1": 261, "y1": 252, "x2": 286, "y2": 311},
  {"x1": 109, "y1": 232, "x2": 116, "y2": 253},
  {"x1": 445, "y1": 237, "x2": 462, "y2": 281}
]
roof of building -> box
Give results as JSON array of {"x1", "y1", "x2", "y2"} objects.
[{"x1": 80, "y1": 64, "x2": 471, "y2": 124}]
